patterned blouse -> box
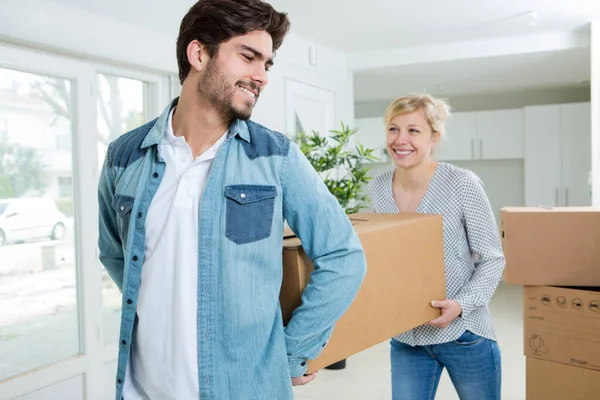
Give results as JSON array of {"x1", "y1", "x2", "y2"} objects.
[{"x1": 367, "y1": 162, "x2": 506, "y2": 346}]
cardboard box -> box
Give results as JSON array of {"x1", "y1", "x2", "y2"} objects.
[
  {"x1": 524, "y1": 286, "x2": 600, "y2": 372},
  {"x1": 280, "y1": 212, "x2": 447, "y2": 373},
  {"x1": 500, "y1": 207, "x2": 600, "y2": 286},
  {"x1": 527, "y1": 357, "x2": 600, "y2": 400}
]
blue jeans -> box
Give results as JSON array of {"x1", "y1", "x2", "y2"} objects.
[{"x1": 390, "y1": 330, "x2": 501, "y2": 400}]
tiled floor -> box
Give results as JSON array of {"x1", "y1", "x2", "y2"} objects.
[{"x1": 293, "y1": 283, "x2": 525, "y2": 400}]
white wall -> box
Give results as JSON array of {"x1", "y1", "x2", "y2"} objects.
[
  {"x1": 12, "y1": 376, "x2": 83, "y2": 400},
  {"x1": 104, "y1": 361, "x2": 118, "y2": 400},
  {"x1": 0, "y1": 0, "x2": 178, "y2": 73},
  {"x1": 354, "y1": 86, "x2": 590, "y2": 118},
  {"x1": 252, "y1": 35, "x2": 354, "y2": 134}
]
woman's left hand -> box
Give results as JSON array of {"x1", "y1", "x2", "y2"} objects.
[{"x1": 428, "y1": 300, "x2": 462, "y2": 328}]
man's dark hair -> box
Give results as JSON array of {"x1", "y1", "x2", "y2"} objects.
[{"x1": 176, "y1": 0, "x2": 290, "y2": 84}]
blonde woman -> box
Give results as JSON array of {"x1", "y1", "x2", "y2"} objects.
[{"x1": 367, "y1": 94, "x2": 505, "y2": 400}]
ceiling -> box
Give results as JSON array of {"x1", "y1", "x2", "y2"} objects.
[
  {"x1": 52, "y1": 0, "x2": 600, "y2": 52},
  {"x1": 50, "y1": 0, "x2": 599, "y2": 101},
  {"x1": 354, "y1": 47, "x2": 591, "y2": 102},
  {"x1": 270, "y1": 0, "x2": 600, "y2": 53}
]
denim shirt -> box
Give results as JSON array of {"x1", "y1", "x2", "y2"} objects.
[{"x1": 98, "y1": 98, "x2": 367, "y2": 400}]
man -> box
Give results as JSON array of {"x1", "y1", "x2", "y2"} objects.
[{"x1": 97, "y1": 0, "x2": 367, "y2": 399}]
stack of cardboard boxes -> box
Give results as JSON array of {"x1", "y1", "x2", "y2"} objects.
[
  {"x1": 501, "y1": 207, "x2": 600, "y2": 399},
  {"x1": 279, "y1": 212, "x2": 448, "y2": 372}
]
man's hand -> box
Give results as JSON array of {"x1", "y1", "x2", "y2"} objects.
[
  {"x1": 292, "y1": 372, "x2": 318, "y2": 386},
  {"x1": 428, "y1": 300, "x2": 462, "y2": 329}
]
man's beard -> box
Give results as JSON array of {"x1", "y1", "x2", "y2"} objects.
[{"x1": 197, "y1": 59, "x2": 259, "y2": 121}]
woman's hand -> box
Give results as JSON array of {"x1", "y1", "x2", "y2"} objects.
[{"x1": 428, "y1": 300, "x2": 462, "y2": 328}]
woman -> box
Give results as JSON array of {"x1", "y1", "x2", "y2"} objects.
[{"x1": 367, "y1": 93, "x2": 505, "y2": 400}]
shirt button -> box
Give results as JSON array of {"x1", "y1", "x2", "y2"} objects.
[
  {"x1": 121, "y1": 340, "x2": 127, "y2": 345},
  {"x1": 132, "y1": 255, "x2": 138, "y2": 262},
  {"x1": 117, "y1": 378, "x2": 122, "y2": 384},
  {"x1": 127, "y1": 299, "x2": 133, "y2": 305},
  {"x1": 240, "y1": 193, "x2": 246, "y2": 199},
  {"x1": 120, "y1": 206, "x2": 125, "y2": 211}
]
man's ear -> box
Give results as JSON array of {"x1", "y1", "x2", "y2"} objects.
[{"x1": 187, "y1": 40, "x2": 208, "y2": 73}]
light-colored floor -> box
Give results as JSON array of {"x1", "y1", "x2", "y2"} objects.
[{"x1": 293, "y1": 282, "x2": 525, "y2": 400}]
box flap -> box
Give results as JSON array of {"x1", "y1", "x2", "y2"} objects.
[
  {"x1": 282, "y1": 212, "x2": 438, "y2": 250},
  {"x1": 501, "y1": 206, "x2": 600, "y2": 213},
  {"x1": 500, "y1": 206, "x2": 600, "y2": 286}
]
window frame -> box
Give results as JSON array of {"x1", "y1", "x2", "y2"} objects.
[{"x1": 0, "y1": 41, "x2": 174, "y2": 400}]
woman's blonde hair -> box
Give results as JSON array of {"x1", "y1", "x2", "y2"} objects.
[{"x1": 384, "y1": 93, "x2": 451, "y2": 144}]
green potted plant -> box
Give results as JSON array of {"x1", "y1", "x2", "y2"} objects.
[
  {"x1": 295, "y1": 122, "x2": 378, "y2": 214},
  {"x1": 294, "y1": 122, "x2": 378, "y2": 370}
]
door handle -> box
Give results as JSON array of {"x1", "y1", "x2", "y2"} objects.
[
  {"x1": 555, "y1": 188, "x2": 559, "y2": 206},
  {"x1": 471, "y1": 139, "x2": 475, "y2": 159},
  {"x1": 479, "y1": 139, "x2": 483, "y2": 158},
  {"x1": 565, "y1": 188, "x2": 569, "y2": 206}
]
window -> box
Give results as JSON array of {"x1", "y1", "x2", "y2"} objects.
[
  {"x1": 55, "y1": 134, "x2": 71, "y2": 151},
  {"x1": 0, "y1": 119, "x2": 7, "y2": 143},
  {"x1": 57, "y1": 176, "x2": 72, "y2": 197},
  {"x1": 0, "y1": 67, "x2": 78, "y2": 380},
  {"x1": 0, "y1": 43, "x2": 170, "y2": 398}
]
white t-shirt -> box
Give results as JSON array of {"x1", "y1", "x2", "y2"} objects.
[{"x1": 123, "y1": 108, "x2": 227, "y2": 399}]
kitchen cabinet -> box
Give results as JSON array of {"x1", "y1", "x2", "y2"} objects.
[
  {"x1": 438, "y1": 109, "x2": 524, "y2": 161},
  {"x1": 524, "y1": 102, "x2": 591, "y2": 207}
]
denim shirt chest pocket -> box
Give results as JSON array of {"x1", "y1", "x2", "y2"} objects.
[
  {"x1": 111, "y1": 194, "x2": 135, "y2": 242},
  {"x1": 224, "y1": 184, "x2": 277, "y2": 245}
]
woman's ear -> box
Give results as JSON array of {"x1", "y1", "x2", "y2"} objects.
[{"x1": 432, "y1": 131, "x2": 441, "y2": 145}]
